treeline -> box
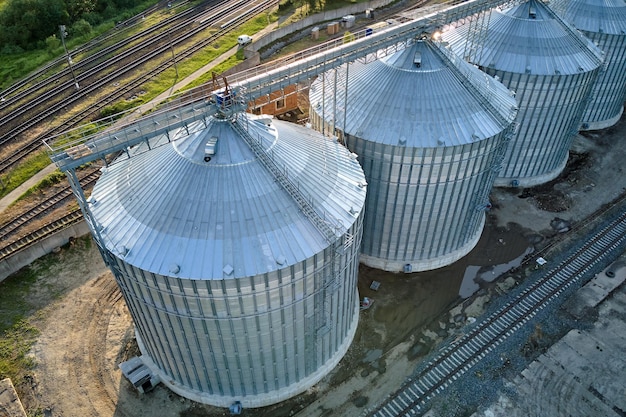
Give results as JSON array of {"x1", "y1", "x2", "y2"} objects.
[{"x1": 0, "y1": 0, "x2": 143, "y2": 53}]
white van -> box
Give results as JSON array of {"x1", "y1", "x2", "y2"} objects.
[{"x1": 237, "y1": 35, "x2": 252, "y2": 46}]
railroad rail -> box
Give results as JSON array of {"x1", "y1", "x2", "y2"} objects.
[
  {"x1": 0, "y1": 209, "x2": 84, "y2": 261},
  {"x1": 0, "y1": 0, "x2": 197, "y2": 137},
  {"x1": 0, "y1": 0, "x2": 278, "y2": 176},
  {"x1": 368, "y1": 205, "x2": 626, "y2": 416},
  {"x1": 0, "y1": 170, "x2": 100, "y2": 242},
  {"x1": 0, "y1": 0, "x2": 165, "y2": 106}
]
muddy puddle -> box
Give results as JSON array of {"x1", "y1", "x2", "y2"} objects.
[{"x1": 356, "y1": 213, "x2": 535, "y2": 352}]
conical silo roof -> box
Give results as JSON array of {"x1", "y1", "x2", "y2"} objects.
[
  {"x1": 444, "y1": 0, "x2": 604, "y2": 75},
  {"x1": 309, "y1": 40, "x2": 517, "y2": 147},
  {"x1": 549, "y1": 0, "x2": 626, "y2": 35},
  {"x1": 90, "y1": 114, "x2": 366, "y2": 280}
]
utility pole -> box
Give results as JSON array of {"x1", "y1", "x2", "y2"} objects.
[
  {"x1": 59, "y1": 25, "x2": 80, "y2": 90},
  {"x1": 167, "y1": 30, "x2": 179, "y2": 79}
]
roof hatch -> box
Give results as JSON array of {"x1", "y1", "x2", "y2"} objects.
[{"x1": 204, "y1": 136, "x2": 218, "y2": 162}]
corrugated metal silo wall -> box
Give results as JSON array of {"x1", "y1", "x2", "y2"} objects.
[
  {"x1": 105, "y1": 215, "x2": 363, "y2": 407},
  {"x1": 579, "y1": 31, "x2": 626, "y2": 129},
  {"x1": 487, "y1": 68, "x2": 600, "y2": 186},
  {"x1": 314, "y1": 118, "x2": 508, "y2": 272}
]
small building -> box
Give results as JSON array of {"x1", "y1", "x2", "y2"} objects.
[{"x1": 248, "y1": 84, "x2": 299, "y2": 117}]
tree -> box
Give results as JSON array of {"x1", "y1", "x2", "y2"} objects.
[
  {"x1": 45, "y1": 34, "x2": 62, "y2": 52},
  {"x1": 66, "y1": 0, "x2": 97, "y2": 21},
  {"x1": 0, "y1": 0, "x2": 69, "y2": 50},
  {"x1": 305, "y1": 0, "x2": 319, "y2": 13},
  {"x1": 72, "y1": 18, "x2": 93, "y2": 37}
]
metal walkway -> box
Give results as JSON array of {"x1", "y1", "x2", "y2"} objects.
[{"x1": 44, "y1": 0, "x2": 533, "y2": 168}]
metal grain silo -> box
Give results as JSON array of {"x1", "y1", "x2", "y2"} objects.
[
  {"x1": 442, "y1": 0, "x2": 603, "y2": 187},
  {"x1": 88, "y1": 111, "x2": 367, "y2": 407},
  {"x1": 550, "y1": 0, "x2": 626, "y2": 130},
  {"x1": 309, "y1": 40, "x2": 517, "y2": 273}
]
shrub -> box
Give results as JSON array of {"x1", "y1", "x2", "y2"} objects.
[{"x1": 72, "y1": 19, "x2": 92, "y2": 37}]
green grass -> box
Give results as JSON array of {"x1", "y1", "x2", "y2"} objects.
[
  {"x1": 0, "y1": 241, "x2": 64, "y2": 384},
  {"x1": 0, "y1": 269, "x2": 40, "y2": 333},
  {"x1": 181, "y1": 49, "x2": 244, "y2": 91},
  {"x1": 0, "y1": 320, "x2": 39, "y2": 380},
  {"x1": 0, "y1": 151, "x2": 55, "y2": 199},
  {"x1": 15, "y1": 170, "x2": 65, "y2": 202},
  {"x1": 268, "y1": 28, "x2": 332, "y2": 59}
]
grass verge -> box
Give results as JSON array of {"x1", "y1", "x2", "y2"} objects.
[
  {"x1": 0, "y1": 151, "x2": 54, "y2": 200},
  {"x1": 0, "y1": 259, "x2": 51, "y2": 383},
  {"x1": 0, "y1": 320, "x2": 39, "y2": 381},
  {"x1": 101, "y1": 12, "x2": 277, "y2": 111}
]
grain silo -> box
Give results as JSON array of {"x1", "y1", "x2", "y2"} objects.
[
  {"x1": 442, "y1": 0, "x2": 603, "y2": 187},
  {"x1": 88, "y1": 109, "x2": 367, "y2": 407},
  {"x1": 309, "y1": 39, "x2": 517, "y2": 273},
  {"x1": 549, "y1": 0, "x2": 626, "y2": 130}
]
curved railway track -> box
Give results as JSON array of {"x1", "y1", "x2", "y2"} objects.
[
  {"x1": 0, "y1": 0, "x2": 278, "y2": 176},
  {"x1": 369, "y1": 201, "x2": 626, "y2": 416}
]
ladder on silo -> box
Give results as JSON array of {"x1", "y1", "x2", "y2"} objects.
[
  {"x1": 429, "y1": 41, "x2": 514, "y2": 129},
  {"x1": 230, "y1": 116, "x2": 343, "y2": 339},
  {"x1": 462, "y1": 8, "x2": 492, "y2": 64},
  {"x1": 230, "y1": 117, "x2": 339, "y2": 244}
]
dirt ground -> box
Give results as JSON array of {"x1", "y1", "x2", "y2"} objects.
[{"x1": 8, "y1": 113, "x2": 626, "y2": 417}]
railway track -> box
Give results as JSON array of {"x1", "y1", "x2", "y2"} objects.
[
  {"x1": 0, "y1": 0, "x2": 278, "y2": 176},
  {"x1": 0, "y1": 169, "x2": 100, "y2": 242},
  {"x1": 0, "y1": 209, "x2": 83, "y2": 261},
  {"x1": 0, "y1": 0, "x2": 194, "y2": 138},
  {"x1": 0, "y1": 1, "x2": 166, "y2": 108},
  {"x1": 369, "y1": 203, "x2": 626, "y2": 416}
]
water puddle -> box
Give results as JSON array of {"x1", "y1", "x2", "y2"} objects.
[{"x1": 459, "y1": 246, "x2": 533, "y2": 298}]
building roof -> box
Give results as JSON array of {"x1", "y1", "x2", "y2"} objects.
[
  {"x1": 442, "y1": 0, "x2": 604, "y2": 75},
  {"x1": 549, "y1": 0, "x2": 626, "y2": 35},
  {"x1": 90, "y1": 114, "x2": 366, "y2": 280},
  {"x1": 309, "y1": 40, "x2": 517, "y2": 147}
]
